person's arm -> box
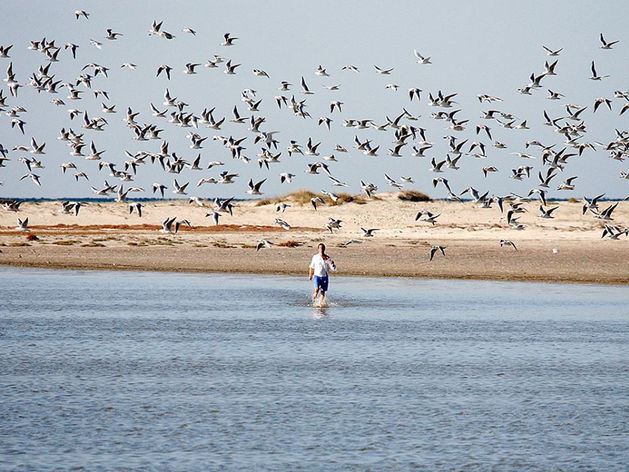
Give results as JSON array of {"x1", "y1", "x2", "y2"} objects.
[{"x1": 309, "y1": 257, "x2": 314, "y2": 280}]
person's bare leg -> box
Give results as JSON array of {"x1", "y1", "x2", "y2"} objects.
[
  {"x1": 319, "y1": 291, "x2": 326, "y2": 305},
  {"x1": 312, "y1": 287, "x2": 319, "y2": 300}
]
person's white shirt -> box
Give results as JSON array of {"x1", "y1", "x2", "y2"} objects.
[{"x1": 310, "y1": 254, "x2": 336, "y2": 277}]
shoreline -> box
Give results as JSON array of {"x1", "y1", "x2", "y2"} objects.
[
  {"x1": 1, "y1": 198, "x2": 627, "y2": 286},
  {"x1": 0, "y1": 243, "x2": 626, "y2": 286}
]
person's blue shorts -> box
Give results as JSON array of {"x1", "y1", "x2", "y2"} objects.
[{"x1": 313, "y1": 275, "x2": 329, "y2": 292}]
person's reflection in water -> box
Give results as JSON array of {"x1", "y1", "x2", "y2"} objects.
[{"x1": 311, "y1": 306, "x2": 331, "y2": 319}]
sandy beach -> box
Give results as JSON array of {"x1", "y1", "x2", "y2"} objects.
[{"x1": 0, "y1": 193, "x2": 626, "y2": 284}]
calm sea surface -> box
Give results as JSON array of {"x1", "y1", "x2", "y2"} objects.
[{"x1": 1, "y1": 267, "x2": 627, "y2": 471}]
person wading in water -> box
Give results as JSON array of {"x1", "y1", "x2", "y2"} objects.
[{"x1": 308, "y1": 243, "x2": 337, "y2": 305}]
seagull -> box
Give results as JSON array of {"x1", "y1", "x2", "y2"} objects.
[
  {"x1": 300, "y1": 76, "x2": 314, "y2": 94},
  {"x1": 105, "y1": 29, "x2": 123, "y2": 40},
  {"x1": 275, "y1": 218, "x2": 291, "y2": 230},
  {"x1": 224, "y1": 60, "x2": 240, "y2": 75},
  {"x1": 156, "y1": 64, "x2": 172, "y2": 80},
  {"x1": 160, "y1": 216, "x2": 177, "y2": 233},
  {"x1": 360, "y1": 228, "x2": 379, "y2": 237},
  {"x1": 20, "y1": 173, "x2": 41, "y2": 186},
  {"x1": 189, "y1": 196, "x2": 205, "y2": 207},
  {"x1": 326, "y1": 217, "x2": 343, "y2": 233},
  {"x1": 256, "y1": 239, "x2": 273, "y2": 251},
  {"x1": 542, "y1": 45, "x2": 562, "y2": 56},
  {"x1": 557, "y1": 176, "x2": 578, "y2": 191},
  {"x1": 591, "y1": 202, "x2": 618, "y2": 221},
  {"x1": 600, "y1": 33, "x2": 619, "y2": 50},
  {"x1": 413, "y1": 49, "x2": 431, "y2": 64},
  {"x1": 429, "y1": 157, "x2": 446, "y2": 173},
  {"x1": 374, "y1": 65, "x2": 394, "y2": 74},
  {"x1": 279, "y1": 172, "x2": 295, "y2": 184},
  {"x1": 75, "y1": 10, "x2": 89, "y2": 19},
  {"x1": 206, "y1": 211, "x2": 221, "y2": 226},
  {"x1": 590, "y1": 61, "x2": 609, "y2": 80},
  {"x1": 61, "y1": 201, "x2": 82, "y2": 216},
  {"x1": 221, "y1": 33, "x2": 238, "y2": 46},
  {"x1": 415, "y1": 211, "x2": 440, "y2": 225},
  {"x1": 429, "y1": 245, "x2": 446, "y2": 261},
  {"x1": 315, "y1": 65, "x2": 329, "y2": 76},
  {"x1": 539, "y1": 205, "x2": 559, "y2": 219},
  {"x1": 152, "y1": 183, "x2": 167, "y2": 197},
  {"x1": 500, "y1": 239, "x2": 517, "y2": 250},
  {"x1": 593, "y1": 97, "x2": 613, "y2": 112},
  {"x1": 341, "y1": 239, "x2": 363, "y2": 247},
  {"x1": 342, "y1": 65, "x2": 360, "y2": 72},
  {"x1": 16, "y1": 217, "x2": 29, "y2": 231},
  {"x1": 276, "y1": 203, "x2": 291, "y2": 212},
  {"x1": 252, "y1": 68, "x2": 269, "y2": 78},
  {"x1": 183, "y1": 62, "x2": 200, "y2": 74},
  {"x1": 129, "y1": 202, "x2": 142, "y2": 217},
  {"x1": 247, "y1": 178, "x2": 266, "y2": 195},
  {"x1": 172, "y1": 179, "x2": 189, "y2": 195},
  {"x1": 310, "y1": 196, "x2": 325, "y2": 211},
  {"x1": 582, "y1": 193, "x2": 605, "y2": 214}
]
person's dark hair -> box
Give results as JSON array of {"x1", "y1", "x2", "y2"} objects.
[{"x1": 318, "y1": 243, "x2": 326, "y2": 251}]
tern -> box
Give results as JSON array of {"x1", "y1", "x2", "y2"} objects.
[
  {"x1": 275, "y1": 218, "x2": 291, "y2": 230},
  {"x1": 256, "y1": 239, "x2": 273, "y2": 251},
  {"x1": 16, "y1": 217, "x2": 29, "y2": 231},
  {"x1": 500, "y1": 239, "x2": 517, "y2": 250},
  {"x1": 129, "y1": 202, "x2": 143, "y2": 217},
  {"x1": 429, "y1": 245, "x2": 446, "y2": 261},
  {"x1": 413, "y1": 49, "x2": 431, "y2": 64},
  {"x1": 374, "y1": 65, "x2": 394, "y2": 74},
  {"x1": 247, "y1": 178, "x2": 266, "y2": 195},
  {"x1": 590, "y1": 61, "x2": 609, "y2": 80},
  {"x1": 221, "y1": 33, "x2": 238, "y2": 46},
  {"x1": 360, "y1": 228, "x2": 379, "y2": 237},
  {"x1": 539, "y1": 205, "x2": 559, "y2": 219},
  {"x1": 599, "y1": 33, "x2": 619, "y2": 50}
]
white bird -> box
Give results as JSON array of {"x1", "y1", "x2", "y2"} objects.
[
  {"x1": 542, "y1": 45, "x2": 562, "y2": 56},
  {"x1": 20, "y1": 173, "x2": 41, "y2": 186},
  {"x1": 590, "y1": 61, "x2": 609, "y2": 80},
  {"x1": 539, "y1": 205, "x2": 559, "y2": 219},
  {"x1": 360, "y1": 227, "x2": 378, "y2": 237},
  {"x1": 256, "y1": 239, "x2": 273, "y2": 251},
  {"x1": 500, "y1": 239, "x2": 517, "y2": 250},
  {"x1": 129, "y1": 202, "x2": 143, "y2": 217},
  {"x1": 221, "y1": 32, "x2": 238, "y2": 46},
  {"x1": 16, "y1": 217, "x2": 29, "y2": 231},
  {"x1": 374, "y1": 65, "x2": 394, "y2": 74},
  {"x1": 183, "y1": 63, "x2": 200, "y2": 74},
  {"x1": 172, "y1": 179, "x2": 189, "y2": 195},
  {"x1": 279, "y1": 172, "x2": 295, "y2": 184},
  {"x1": 429, "y1": 245, "x2": 446, "y2": 261},
  {"x1": 413, "y1": 49, "x2": 432, "y2": 64},
  {"x1": 276, "y1": 203, "x2": 291, "y2": 213},
  {"x1": 105, "y1": 29, "x2": 123, "y2": 40},
  {"x1": 600, "y1": 33, "x2": 619, "y2": 50},
  {"x1": 275, "y1": 218, "x2": 291, "y2": 230},
  {"x1": 247, "y1": 178, "x2": 266, "y2": 195}
]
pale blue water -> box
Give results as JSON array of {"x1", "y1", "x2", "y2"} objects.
[{"x1": 0, "y1": 267, "x2": 628, "y2": 471}]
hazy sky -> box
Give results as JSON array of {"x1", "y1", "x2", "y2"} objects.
[{"x1": 1, "y1": 0, "x2": 628, "y2": 200}]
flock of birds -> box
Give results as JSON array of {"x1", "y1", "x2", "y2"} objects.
[{"x1": 0, "y1": 9, "x2": 628, "y2": 261}]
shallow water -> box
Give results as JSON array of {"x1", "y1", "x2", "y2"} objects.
[{"x1": 1, "y1": 268, "x2": 628, "y2": 471}]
